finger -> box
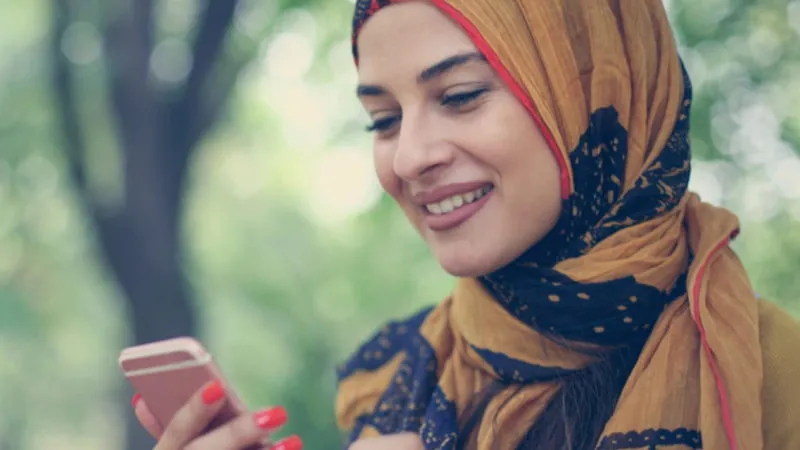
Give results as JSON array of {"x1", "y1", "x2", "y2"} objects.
[
  {"x1": 155, "y1": 380, "x2": 228, "y2": 450},
  {"x1": 132, "y1": 394, "x2": 164, "y2": 439},
  {"x1": 271, "y1": 435, "x2": 303, "y2": 450},
  {"x1": 183, "y1": 406, "x2": 289, "y2": 450}
]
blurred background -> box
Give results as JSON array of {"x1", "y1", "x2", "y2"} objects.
[{"x1": 0, "y1": 0, "x2": 798, "y2": 449}]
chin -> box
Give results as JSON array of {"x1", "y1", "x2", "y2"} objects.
[{"x1": 434, "y1": 249, "x2": 509, "y2": 278}]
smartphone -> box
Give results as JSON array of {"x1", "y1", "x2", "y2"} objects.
[{"x1": 119, "y1": 336, "x2": 248, "y2": 434}]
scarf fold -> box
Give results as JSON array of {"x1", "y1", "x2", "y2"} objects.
[{"x1": 338, "y1": 0, "x2": 763, "y2": 449}]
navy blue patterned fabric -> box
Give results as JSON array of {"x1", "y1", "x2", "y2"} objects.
[
  {"x1": 596, "y1": 428, "x2": 702, "y2": 449},
  {"x1": 470, "y1": 345, "x2": 577, "y2": 384},
  {"x1": 337, "y1": 306, "x2": 433, "y2": 380},
  {"x1": 338, "y1": 308, "x2": 447, "y2": 447}
]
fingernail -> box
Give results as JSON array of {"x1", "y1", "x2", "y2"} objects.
[
  {"x1": 201, "y1": 381, "x2": 225, "y2": 405},
  {"x1": 272, "y1": 435, "x2": 302, "y2": 450},
  {"x1": 131, "y1": 393, "x2": 141, "y2": 408},
  {"x1": 254, "y1": 406, "x2": 288, "y2": 430}
]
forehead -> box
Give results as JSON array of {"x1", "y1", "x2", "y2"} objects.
[{"x1": 356, "y1": 2, "x2": 478, "y2": 81}]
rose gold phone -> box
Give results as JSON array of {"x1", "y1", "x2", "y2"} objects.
[{"x1": 119, "y1": 337, "x2": 247, "y2": 433}]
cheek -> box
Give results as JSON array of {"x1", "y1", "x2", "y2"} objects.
[
  {"x1": 473, "y1": 100, "x2": 562, "y2": 213},
  {"x1": 491, "y1": 105, "x2": 556, "y2": 176}
]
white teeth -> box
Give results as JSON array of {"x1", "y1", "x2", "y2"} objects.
[
  {"x1": 424, "y1": 186, "x2": 492, "y2": 215},
  {"x1": 440, "y1": 198, "x2": 455, "y2": 213}
]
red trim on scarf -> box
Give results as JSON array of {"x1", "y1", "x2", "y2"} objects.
[
  {"x1": 367, "y1": 0, "x2": 382, "y2": 14},
  {"x1": 353, "y1": 0, "x2": 572, "y2": 199},
  {"x1": 690, "y1": 230, "x2": 740, "y2": 450}
]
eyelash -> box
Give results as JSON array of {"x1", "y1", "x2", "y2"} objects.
[
  {"x1": 365, "y1": 88, "x2": 488, "y2": 133},
  {"x1": 365, "y1": 117, "x2": 399, "y2": 133},
  {"x1": 441, "y1": 88, "x2": 487, "y2": 108}
]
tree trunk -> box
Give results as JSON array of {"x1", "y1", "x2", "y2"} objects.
[
  {"x1": 94, "y1": 190, "x2": 197, "y2": 450},
  {"x1": 50, "y1": 1, "x2": 242, "y2": 448}
]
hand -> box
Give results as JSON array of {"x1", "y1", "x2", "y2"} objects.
[
  {"x1": 132, "y1": 381, "x2": 302, "y2": 450},
  {"x1": 348, "y1": 433, "x2": 425, "y2": 450}
]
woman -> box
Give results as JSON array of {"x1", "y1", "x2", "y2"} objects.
[
  {"x1": 131, "y1": 0, "x2": 800, "y2": 449},
  {"x1": 337, "y1": 0, "x2": 800, "y2": 449}
]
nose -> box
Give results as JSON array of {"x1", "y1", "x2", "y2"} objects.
[{"x1": 392, "y1": 113, "x2": 455, "y2": 181}]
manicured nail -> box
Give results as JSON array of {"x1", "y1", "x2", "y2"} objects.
[
  {"x1": 131, "y1": 393, "x2": 142, "y2": 408},
  {"x1": 254, "y1": 406, "x2": 288, "y2": 430},
  {"x1": 272, "y1": 435, "x2": 302, "y2": 450},
  {"x1": 201, "y1": 381, "x2": 225, "y2": 405}
]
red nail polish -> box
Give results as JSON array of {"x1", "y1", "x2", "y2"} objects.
[
  {"x1": 201, "y1": 381, "x2": 225, "y2": 405},
  {"x1": 131, "y1": 393, "x2": 142, "y2": 408},
  {"x1": 272, "y1": 435, "x2": 302, "y2": 450},
  {"x1": 254, "y1": 406, "x2": 288, "y2": 430}
]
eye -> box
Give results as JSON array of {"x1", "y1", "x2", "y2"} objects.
[
  {"x1": 365, "y1": 115, "x2": 401, "y2": 133},
  {"x1": 441, "y1": 87, "x2": 488, "y2": 109}
]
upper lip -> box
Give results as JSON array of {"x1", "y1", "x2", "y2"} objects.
[{"x1": 410, "y1": 181, "x2": 493, "y2": 206}]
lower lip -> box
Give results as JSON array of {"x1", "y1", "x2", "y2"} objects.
[{"x1": 424, "y1": 189, "x2": 493, "y2": 232}]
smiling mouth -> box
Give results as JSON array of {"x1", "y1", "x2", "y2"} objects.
[{"x1": 424, "y1": 185, "x2": 494, "y2": 215}]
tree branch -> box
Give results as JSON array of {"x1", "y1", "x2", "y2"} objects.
[
  {"x1": 103, "y1": 0, "x2": 157, "y2": 147},
  {"x1": 50, "y1": 0, "x2": 88, "y2": 195},
  {"x1": 186, "y1": 57, "x2": 247, "y2": 150},
  {"x1": 50, "y1": 0, "x2": 130, "y2": 259},
  {"x1": 179, "y1": 0, "x2": 240, "y2": 117},
  {"x1": 169, "y1": 0, "x2": 240, "y2": 155}
]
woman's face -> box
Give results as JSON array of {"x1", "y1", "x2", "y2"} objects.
[{"x1": 356, "y1": 1, "x2": 562, "y2": 277}]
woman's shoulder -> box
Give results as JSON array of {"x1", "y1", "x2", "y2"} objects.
[
  {"x1": 336, "y1": 306, "x2": 435, "y2": 382},
  {"x1": 758, "y1": 298, "x2": 800, "y2": 449},
  {"x1": 758, "y1": 297, "x2": 800, "y2": 362},
  {"x1": 335, "y1": 306, "x2": 435, "y2": 432}
]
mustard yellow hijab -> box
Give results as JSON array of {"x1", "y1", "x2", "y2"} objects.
[{"x1": 338, "y1": 0, "x2": 762, "y2": 449}]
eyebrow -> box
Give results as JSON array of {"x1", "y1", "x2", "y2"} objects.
[{"x1": 356, "y1": 51, "x2": 487, "y2": 97}]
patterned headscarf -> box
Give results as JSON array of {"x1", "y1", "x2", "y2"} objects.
[{"x1": 338, "y1": 1, "x2": 763, "y2": 449}]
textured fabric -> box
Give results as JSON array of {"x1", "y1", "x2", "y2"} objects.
[
  {"x1": 337, "y1": 300, "x2": 800, "y2": 449},
  {"x1": 759, "y1": 301, "x2": 800, "y2": 450},
  {"x1": 339, "y1": 0, "x2": 766, "y2": 449}
]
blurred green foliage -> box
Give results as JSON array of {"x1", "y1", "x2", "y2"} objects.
[{"x1": 0, "y1": 0, "x2": 798, "y2": 449}]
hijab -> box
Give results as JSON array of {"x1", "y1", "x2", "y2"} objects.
[{"x1": 337, "y1": 0, "x2": 763, "y2": 448}]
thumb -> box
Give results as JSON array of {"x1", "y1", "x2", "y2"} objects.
[{"x1": 132, "y1": 394, "x2": 164, "y2": 439}]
